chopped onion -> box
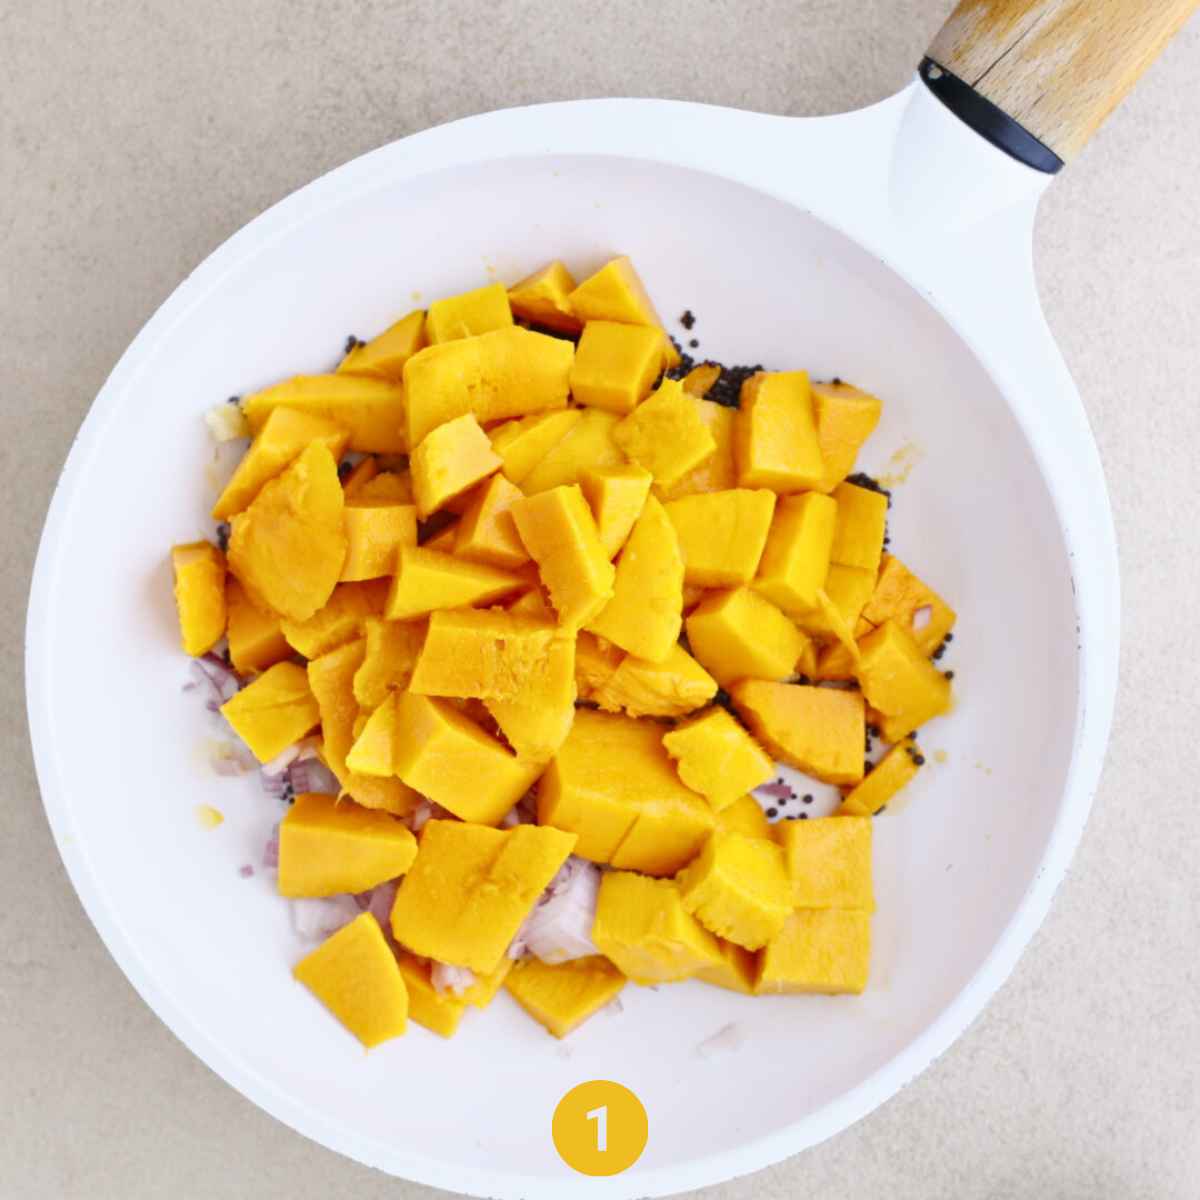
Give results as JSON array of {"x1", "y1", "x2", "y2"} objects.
[
  {"x1": 204, "y1": 402, "x2": 249, "y2": 443},
  {"x1": 238, "y1": 864, "x2": 254, "y2": 879},
  {"x1": 288, "y1": 757, "x2": 339, "y2": 795},
  {"x1": 354, "y1": 880, "x2": 398, "y2": 928},
  {"x1": 407, "y1": 800, "x2": 434, "y2": 832},
  {"x1": 431, "y1": 961, "x2": 477, "y2": 996},
  {"x1": 695, "y1": 1022, "x2": 743, "y2": 1060},
  {"x1": 261, "y1": 743, "x2": 302, "y2": 778},
  {"x1": 189, "y1": 653, "x2": 241, "y2": 712},
  {"x1": 260, "y1": 770, "x2": 290, "y2": 800},
  {"x1": 512, "y1": 857, "x2": 601, "y2": 965},
  {"x1": 262, "y1": 824, "x2": 280, "y2": 869},
  {"x1": 912, "y1": 604, "x2": 933, "y2": 632},
  {"x1": 289, "y1": 894, "x2": 360, "y2": 941}
]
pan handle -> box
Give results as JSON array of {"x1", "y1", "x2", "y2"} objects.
[{"x1": 922, "y1": 0, "x2": 1199, "y2": 173}]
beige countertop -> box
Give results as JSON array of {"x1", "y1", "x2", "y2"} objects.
[{"x1": 3, "y1": 2, "x2": 1198, "y2": 1197}]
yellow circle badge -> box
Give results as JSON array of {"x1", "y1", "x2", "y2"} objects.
[{"x1": 552, "y1": 1080, "x2": 648, "y2": 1176}]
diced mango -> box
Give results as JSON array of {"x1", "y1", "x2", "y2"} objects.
[
  {"x1": 420, "y1": 521, "x2": 459, "y2": 553},
  {"x1": 352, "y1": 617, "x2": 424, "y2": 709},
  {"x1": 354, "y1": 471, "x2": 414, "y2": 504},
  {"x1": 657, "y1": 398, "x2": 737, "y2": 501},
  {"x1": 226, "y1": 578, "x2": 290, "y2": 674},
  {"x1": 695, "y1": 938, "x2": 757, "y2": 994},
  {"x1": 662, "y1": 707, "x2": 774, "y2": 811},
  {"x1": 570, "y1": 321, "x2": 663, "y2": 414},
  {"x1": 855, "y1": 620, "x2": 952, "y2": 742},
  {"x1": 591, "y1": 872, "x2": 722, "y2": 984},
  {"x1": 613, "y1": 378, "x2": 715, "y2": 489},
  {"x1": 861, "y1": 554, "x2": 957, "y2": 656},
  {"x1": 573, "y1": 631, "x2": 624, "y2": 702},
  {"x1": 730, "y1": 680, "x2": 865, "y2": 785},
  {"x1": 485, "y1": 631, "x2": 577, "y2": 762},
  {"x1": 510, "y1": 485, "x2": 615, "y2": 628},
  {"x1": 227, "y1": 441, "x2": 347, "y2": 622},
  {"x1": 506, "y1": 585, "x2": 554, "y2": 620},
  {"x1": 171, "y1": 541, "x2": 226, "y2": 656},
  {"x1": 676, "y1": 831, "x2": 792, "y2": 950},
  {"x1": 337, "y1": 310, "x2": 427, "y2": 381},
  {"x1": 395, "y1": 952, "x2": 468, "y2": 1037},
  {"x1": 756, "y1": 909, "x2": 870, "y2": 995},
  {"x1": 385, "y1": 545, "x2": 525, "y2": 621},
  {"x1": 830, "y1": 481, "x2": 888, "y2": 573},
  {"x1": 580, "y1": 464, "x2": 653, "y2": 559},
  {"x1": 734, "y1": 371, "x2": 822, "y2": 493},
  {"x1": 279, "y1": 579, "x2": 388, "y2": 658},
  {"x1": 242, "y1": 374, "x2": 407, "y2": 454},
  {"x1": 489, "y1": 409, "x2": 583, "y2": 486},
  {"x1": 776, "y1": 816, "x2": 873, "y2": 910},
  {"x1": 686, "y1": 587, "x2": 812, "y2": 688},
  {"x1": 810, "y1": 380, "x2": 883, "y2": 494},
  {"x1": 682, "y1": 583, "x2": 707, "y2": 611},
  {"x1": 426, "y1": 282, "x2": 513, "y2": 344},
  {"x1": 393, "y1": 693, "x2": 542, "y2": 824},
  {"x1": 664, "y1": 488, "x2": 775, "y2": 587},
  {"x1": 520, "y1": 409, "x2": 625, "y2": 494},
  {"x1": 567, "y1": 256, "x2": 679, "y2": 368},
  {"x1": 340, "y1": 501, "x2": 417, "y2": 581},
  {"x1": 506, "y1": 956, "x2": 626, "y2": 1038},
  {"x1": 794, "y1": 565, "x2": 875, "y2": 644},
  {"x1": 220, "y1": 661, "x2": 320, "y2": 763},
  {"x1": 681, "y1": 363, "x2": 721, "y2": 398},
  {"x1": 839, "y1": 740, "x2": 922, "y2": 816},
  {"x1": 341, "y1": 455, "x2": 379, "y2": 497},
  {"x1": 345, "y1": 693, "x2": 399, "y2": 777},
  {"x1": 409, "y1": 413, "x2": 501, "y2": 519},
  {"x1": 814, "y1": 638, "x2": 859, "y2": 682},
  {"x1": 279, "y1": 792, "x2": 418, "y2": 896},
  {"x1": 609, "y1": 788, "x2": 716, "y2": 877},
  {"x1": 507, "y1": 261, "x2": 582, "y2": 333},
  {"x1": 454, "y1": 475, "x2": 530, "y2": 569},
  {"x1": 213, "y1": 407, "x2": 350, "y2": 521},
  {"x1": 459, "y1": 957, "x2": 513, "y2": 1009},
  {"x1": 716, "y1": 795, "x2": 773, "y2": 841},
  {"x1": 754, "y1": 492, "x2": 837, "y2": 614},
  {"x1": 293, "y1": 913, "x2": 408, "y2": 1047},
  {"x1": 390, "y1": 820, "x2": 576, "y2": 973},
  {"x1": 592, "y1": 642, "x2": 717, "y2": 719}
]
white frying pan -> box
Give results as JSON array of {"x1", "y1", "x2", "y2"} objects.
[{"x1": 25, "y1": 1, "x2": 1197, "y2": 1197}]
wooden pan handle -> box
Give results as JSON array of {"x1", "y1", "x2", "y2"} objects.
[{"x1": 924, "y1": 0, "x2": 1199, "y2": 170}]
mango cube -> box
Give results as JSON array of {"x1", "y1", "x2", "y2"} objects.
[
  {"x1": 676, "y1": 831, "x2": 792, "y2": 950},
  {"x1": 861, "y1": 554, "x2": 956, "y2": 656},
  {"x1": 586, "y1": 495, "x2": 683, "y2": 662},
  {"x1": 453, "y1": 475, "x2": 530, "y2": 569},
  {"x1": 754, "y1": 492, "x2": 837, "y2": 614},
  {"x1": 609, "y1": 791, "x2": 717, "y2": 877},
  {"x1": 425, "y1": 282, "x2": 513, "y2": 344},
  {"x1": 568, "y1": 255, "x2": 678, "y2": 367},
  {"x1": 716, "y1": 794, "x2": 773, "y2": 841},
  {"x1": 839, "y1": 740, "x2": 922, "y2": 816},
  {"x1": 345, "y1": 693, "x2": 399, "y2": 777},
  {"x1": 278, "y1": 792, "x2": 418, "y2": 896},
  {"x1": 776, "y1": 816, "x2": 873, "y2": 909},
  {"x1": 390, "y1": 820, "x2": 576, "y2": 973},
  {"x1": 730, "y1": 680, "x2": 865, "y2": 785},
  {"x1": 395, "y1": 952, "x2": 468, "y2": 1038},
  {"x1": 354, "y1": 470, "x2": 414, "y2": 504},
  {"x1": 385, "y1": 545, "x2": 524, "y2": 621},
  {"x1": 507, "y1": 260, "x2": 582, "y2": 334},
  {"x1": 695, "y1": 938, "x2": 758, "y2": 994},
  {"x1": 220, "y1": 661, "x2": 320, "y2": 762},
  {"x1": 658, "y1": 398, "x2": 737, "y2": 501},
  {"x1": 226, "y1": 578, "x2": 290, "y2": 674},
  {"x1": 351, "y1": 617, "x2": 424, "y2": 709},
  {"x1": 340, "y1": 501, "x2": 417, "y2": 581},
  {"x1": 279, "y1": 579, "x2": 388, "y2": 658},
  {"x1": 662, "y1": 707, "x2": 774, "y2": 811},
  {"x1": 393, "y1": 692, "x2": 542, "y2": 824},
  {"x1": 485, "y1": 631, "x2": 577, "y2": 762},
  {"x1": 490, "y1": 409, "x2": 583, "y2": 486},
  {"x1": 293, "y1": 913, "x2": 408, "y2": 1047},
  {"x1": 337, "y1": 310, "x2": 427, "y2": 381},
  {"x1": 591, "y1": 872, "x2": 722, "y2": 984},
  {"x1": 794, "y1": 565, "x2": 875, "y2": 644},
  {"x1": 570, "y1": 321, "x2": 664, "y2": 414},
  {"x1": 855, "y1": 620, "x2": 952, "y2": 742},
  {"x1": 613, "y1": 378, "x2": 716, "y2": 489},
  {"x1": 580, "y1": 464, "x2": 653, "y2": 559},
  {"x1": 592, "y1": 642, "x2": 717, "y2": 719},
  {"x1": 409, "y1": 413, "x2": 500, "y2": 519},
  {"x1": 506, "y1": 956, "x2": 627, "y2": 1038},
  {"x1": 574, "y1": 631, "x2": 624, "y2": 703},
  {"x1": 171, "y1": 541, "x2": 226, "y2": 656},
  {"x1": 510, "y1": 485, "x2": 615, "y2": 628},
  {"x1": 242, "y1": 374, "x2": 407, "y2": 454},
  {"x1": 664, "y1": 488, "x2": 776, "y2": 587},
  {"x1": 811, "y1": 380, "x2": 882, "y2": 494},
  {"x1": 341, "y1": 455, "x2": 379, "y2": 496},
  {"x1": 520, "y1": 409, "x2": 625, "y2": 494},
  {"x1": 686, "y1": 587, "x2": 812, "y2": 688},
  {"x1": 734, "y1": 371, "x2": 823, "y2": 493},
  {"x1": 830, "y1": 481, "x2": 888, "y2": 573},
  {"x1": 757, "y1": 909, "x2": 871, "y2": 995}
]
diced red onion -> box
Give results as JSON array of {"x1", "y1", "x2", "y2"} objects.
[
  {"x1": 262, "y1": 824, "x2": 280, "y2": 869},
  {"x1": 289, "y1": 894, "x2": 360, "y2": 941},
  {"x1": 261, "y1": 743, "x2": 302, "y2": 778},
  {"x1": 512, "y1": 857, "x2": 601, "y2": 965},
  {"x1": 190, "y1": 653, "x2": 241, "y2": 712},
  {"x1": 260, "y1": 770, "x2": 290, "y2": 799},
  {"x1": 757, "y1": 781, "x2": 792, "y2": 801},
  {"x1": 238, "y1": 864, "x2": 254, "y2": 878},
  {"x1": 407, "y1": 800, "x2": 434, "y2": 832},
  {"x1": 287, "y1": 757, "x2": 339, "y2": 796},
  {"x1": 431, "y1": 961, "x2": 477, "y2": 996},
  {"x1": 354, "y1": 879, "x2": 398, "y2": 928}
]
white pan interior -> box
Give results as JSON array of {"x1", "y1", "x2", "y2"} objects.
[{"x1": 28, "y1": 153, "x2": 1079, "y2": 1196}]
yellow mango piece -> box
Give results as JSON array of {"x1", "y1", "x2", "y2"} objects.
[
  {"x1": 567, "y1": 256, "x2": 679, "y2": 369},
  {"x1": 345, "y1": 693, "x2": 399, "y2": 777},
  {"x1": 403, "y1": 327, "x2": 573, "y2": 447},
  {"x1": 390, "y1": 820, "x2": 576, "y2": 973},
  {"x1": 510, "y1": 485, "x2": 615, "y2": 628},
  {"x1": 220, "y1": 662, "x2": 320, "y2": 763},
  {"x1": 814, "y1": 638, "x2": 859, "y2": 682},
  {"x1": 695, "y1": 938, "x2": 757, "y2": 994},
  {"x1": 570, "y1": 320, "x2": 663, "y2": 414},
  {"x1": 242, "y1": 375, "x2": 407, "y2": 454},
  {"x1": 663, "y1": 707, "x2": 774, "y2": 811},
  {"x1": 293, "y1": 913, "x2": 408, "y2": 1047},
  {"x1": 609, "y1": 790, "x2": 715, "y2": 877},
  {"x1": 213, "y1": 407, "x2": 350, "y2": 521},
  {"x1": 385, "y1": 545, "x2": 525, "y2": 621},
  {"x1": 279, "y1": 792, "x2": 417, "y2": 896},
  {"x1": 592, "y1": 872, "x2": 722, "y2": 984},
  {"x1": 830, "y1": 481, "x2": 888, "y2": 573},
  {"x1": 734, "y1": 371, "x2": 823, "y2": 493},
  {"x1": 664, "y1": 488, "x2": 775, "y2": 587},
  {"x1": 489, "y1": 409, "x2": 582, "y2": 486},
  {"x1": 613, "y1": 378, "x2": 715, "y2": 490},
  {"x1": 681, "y1": 363, "x2": 721, "y2": 398},
  {"x1": 794, "y1": 565, "x2": 876, "y2": 642},
  {"x1": 485, "y1": 631, "x2": 577, "y2": 762},
  {"x1": 574, "y1": 631, "x2": 624, "y2": 702},
  {"x1": 352, "y1": 617, "x2": 425, "y2": 709},
  {"x1": 420, "y1": 521, "x2": 459, "y2": 553},
  {"x1": 337, "y1": 310, "x2": 427, "y2": 381},
  {"x1": 227, "y1": 442, "x2": 347, "y2": 622},
  {"x1": 861, "y1": 554, "x2": 956, "y2": 656},
  {"x1": 226, "y1": 578, "x2": 290, "y2": 674},
  {"x1": 506, "y1": 956, "x2": 626, "y2": 1039},
  {"x1": 171, "y1": 541, "x2": 226, "y2": 656},
  {"x1": 520, "y1": 409, "x2": 625, "y2": 495},
  {"x1": 341, "y1": 455, "x2": 379, "y2": 497},
  {"x1": 811, "y1": 380, "x2": 883, "y2": 494},
  {"x1": 340, "y1": 501, "x2": 417, "y2": 582},
  {"x1": 395, "y1": 952, "x2": 468, "y2": 1037},
  {"x1": 426, "y1": 282, "x2": 513, "y2": 344},
  {"x1": 839, "y1": 740, "x2": 922, "y2": 816},
  {"x1": 507, "y1": 260, "x2": 582, "y2": 333},
  {"x1": 355, "y1": 470, "x2": 414, "y2": 504},
  {"x1": 757, "y1": 909, "x2": 870, "y2": 995},
  {"x1": 730, "y1": 680, "x2": 865, "y2": 786},
  {"x1": 593, "y1": 642, "x2": 717, "y2": 719},
  {"x1": 855, "y1": 620, "x2": 952, "y2": 742},
  {"x1": 716, "y1": 794, "x2": 772, "y2": 841},
  {"x1": 409, "y1": 412, "x2": 501, "y2": 520},
  {"x1": 776, "y1": 816, "x2": 873, "y2": 909},
  {"x1": 460, "y1": 955, "x2": 513, "y2": 1010},
  {"x1": 280, "y1": 579, "x2": 388, "y2": 658},
  {"x1": 453, "y1": 474, "x2": 530, "y2": 569},
  {"x1": 676, "y1": 831, "x2": 792, "y2": 950},
  {"x1": 580, "y1": 464, "x2": 653, "y2": 559},
  {"x1": 506, "y1": 585, "x2": 554, "y2": 620},
  {"x1": 682, "y1": 583, "x2": 707, "y2": 611},
  {"x1": 586, "y1": 495, "x2": 683, "y2": 662},
  {"x1": 657, "y1": 398, "x2": 737, "y2": 501},
  {"x1": 685, "y1": 587, "x2": 812, "y2": 688},
  {"x1": 754, "y1": 491, "x2": 838, "y2": 614},
  {"x1": 393, "y1": 693, "x2": 542, "y2": 824}
]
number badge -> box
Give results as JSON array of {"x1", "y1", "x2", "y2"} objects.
[{"x1": 552, "y1": 1080, "x2": 648, "y2": 1176}]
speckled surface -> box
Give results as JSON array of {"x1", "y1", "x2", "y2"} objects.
[{"x1": 3, "y1": 3, "x2": 1199, "y2": 1197}]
